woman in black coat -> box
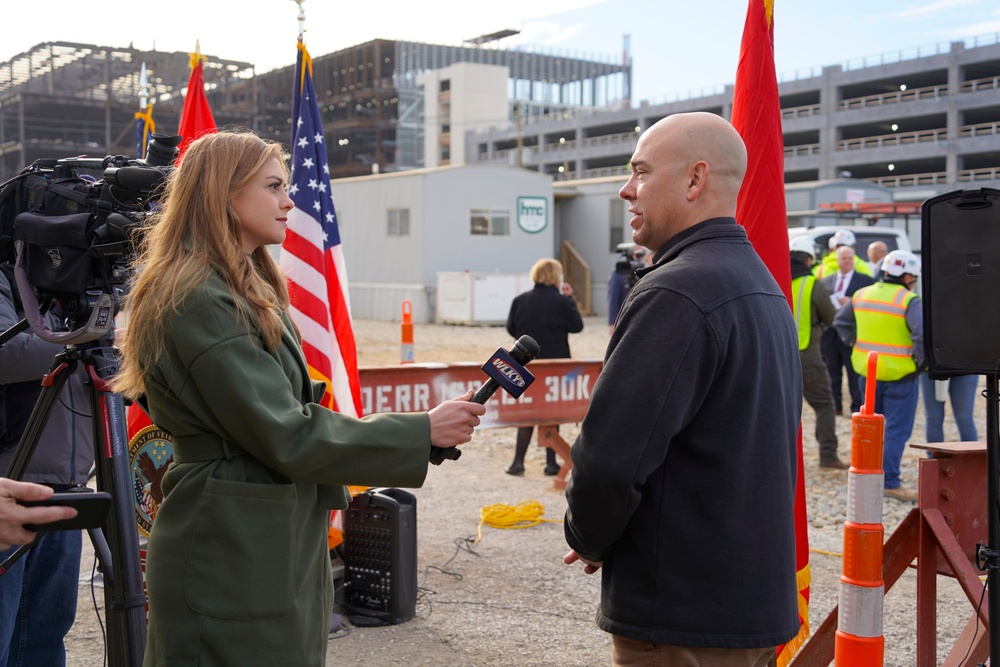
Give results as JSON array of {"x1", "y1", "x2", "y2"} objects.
[{"x1": 505, "y1": 258, "x2": 584, "y2": 475}]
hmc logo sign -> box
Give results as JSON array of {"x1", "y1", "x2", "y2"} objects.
[{"x1": 517, "y1": 196, "x2": 548, "y2": 234}]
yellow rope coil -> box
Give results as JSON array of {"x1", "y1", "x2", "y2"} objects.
[{"x1": 476, "y1": 500, "x2": 562, "y2": 543}]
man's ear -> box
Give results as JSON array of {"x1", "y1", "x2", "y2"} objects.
[{"x1": 687, "y1": 161, "x2": 709, "y2": 202}]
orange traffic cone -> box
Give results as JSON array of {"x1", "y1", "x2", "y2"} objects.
[{"x1": 835, "y1": 351, "x2": 886, "y2": 666}]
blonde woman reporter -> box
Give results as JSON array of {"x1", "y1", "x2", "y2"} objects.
[{"x1": 113, "y1": 129, "x2": 484, "y2": 667}]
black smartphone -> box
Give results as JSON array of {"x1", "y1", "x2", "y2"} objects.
[{"x1": 19, "y1": 491, "x2": 112, "y2": 532}]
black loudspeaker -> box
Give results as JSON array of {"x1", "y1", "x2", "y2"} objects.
[
  {"x1": 922, "y1": 187, "x2": 1000, "y2": 376},
  {"x1": 342, "y1": 487, "x2": 417, "y2": 626}
]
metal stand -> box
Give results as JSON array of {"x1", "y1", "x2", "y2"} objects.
[
  {"x1": 985, "y1": 372, "x2": 999, "y2": 666},
  {"x1": 2, "y1": 334, "x2": 146, "y2": 666},
  {"x1": 793, "y1": 438, "x2": 992, "y2": 666}
]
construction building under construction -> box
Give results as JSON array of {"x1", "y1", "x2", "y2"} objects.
[
  {"x1": 0, "y1": 36, "x2": 632, "y2": 181},
  {"x1": 0, "y1": 41, "x2": 254, "y2": 181}
]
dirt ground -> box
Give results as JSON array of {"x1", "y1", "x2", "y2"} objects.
[{"x1": 64, "y1": 316, "x2": 990, "y2": 665}]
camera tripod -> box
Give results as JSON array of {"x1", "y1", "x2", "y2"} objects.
[{"x1": 1, "y1": 325, "x2": 146, "y2": 667}]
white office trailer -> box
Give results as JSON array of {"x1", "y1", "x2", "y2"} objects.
[{"x1": 325, "y1": 165, "x2": 553, "y2": 323}]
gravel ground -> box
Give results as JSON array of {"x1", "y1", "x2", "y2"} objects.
[{"x1": 65, "y1": 316, "x2": 989, "y2": 666}]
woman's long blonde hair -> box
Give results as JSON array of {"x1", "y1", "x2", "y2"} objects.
[{"x1": 113, "y1": 130, "x2": 290, "y2": 399}]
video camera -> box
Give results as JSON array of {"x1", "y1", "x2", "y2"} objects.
[
  {"x1": 615, "y1": 242, "x2": 647, "y2": 290},
  {"x1": 0, "y1": 134, "x2": 180, "y2": 345}
]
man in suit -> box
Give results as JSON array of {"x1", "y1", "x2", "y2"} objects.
[
  {"x1": 821, "y1": 245, "x2": 874, "y2": 414},
  {"x1": 814, "y1": 229, "x2": 873, "y2": 280}
]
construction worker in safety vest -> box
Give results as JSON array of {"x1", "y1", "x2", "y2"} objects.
[
  {"x1": 833, "y1": 250, "x2": 924, "y2": 502},
  {"x1": 814, "y1": 229, "x2": 874, "y2": 280},
  {"x1": 789, "y1": 236, "x2": 846, "y2": 469}
]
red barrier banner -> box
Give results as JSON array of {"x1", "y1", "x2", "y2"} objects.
[{"x1": 358, "y1": 359, "x2": 603, "y2": 429}]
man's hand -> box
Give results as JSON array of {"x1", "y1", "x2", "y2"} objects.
[
  {"x1": 0, "y1": 479, "x2": 77, "y2": 550},
  {"x1": 564, "y1": 549, "x2": 602, "y2": 574}
]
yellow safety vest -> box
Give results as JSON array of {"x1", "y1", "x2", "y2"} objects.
[
  {"x1": 850, "y1": 282, "x2": 917, "y2": 381},
  {"x1": 791, "y1": 275, "x2": 815, "y2": 350},
  {"x1": 816, "y1": 253, "x2": 873, "y2": 280}
]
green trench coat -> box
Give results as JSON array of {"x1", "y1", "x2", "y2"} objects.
[{"x1": 141, "y1": 272, "x2": 431, "y2": 667}]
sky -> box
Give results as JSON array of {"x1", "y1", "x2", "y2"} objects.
[{"x1": 4, "y1": 0, "x2": 999, "y2": 105}]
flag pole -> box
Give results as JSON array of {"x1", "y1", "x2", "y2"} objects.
[
  {"x1": 138, "y1": 62, "x2": 148, "y2": 158},
  {"x1": 139, "y1": 63, "x2": 148, "y2": 117},
  {"x1": 293, "y1": 0, "x2": 306, "y2": 42},
  {"x1": 134, "y1": 62, "x2": 154, "y2": 160}
]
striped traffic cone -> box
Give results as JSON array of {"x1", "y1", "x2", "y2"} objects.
[
  {"x1": 401, "y1": 299, "x2": 414, "y2": 363},
  {"x1": 835, "y1": 351, "x2": 886, "y2": 666}
]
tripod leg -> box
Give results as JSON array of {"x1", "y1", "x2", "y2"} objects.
[
  {"x1": 84, "y1": 353, "x2": 147, "y2": 667},
  {"x1": 0, "y1": 354, "x2": 76, "y2": 576},
  {"x1": 84, "y1": 526, "x2": 115, "y2": 591},
  {"x1": 0, "y1": 544, "x2": 30, "y2": 575},
  {"x1": 5, "y1": 358, "x2": 76, "y2": 480}
]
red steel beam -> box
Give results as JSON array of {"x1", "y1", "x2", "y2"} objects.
[{"x1": 358, "y1": 359, "x2": 603, "y2": 429}]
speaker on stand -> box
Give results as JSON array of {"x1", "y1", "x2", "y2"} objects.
[
  {"x1": 922, "y1": 187, "x2": 1000, "y2": 376},
  {"x1": 342, "y1": 487, "x2": 417, "y2": 626},
  {"x1": 922, "y1": 187, "x2": 1000, "y2": 665}
]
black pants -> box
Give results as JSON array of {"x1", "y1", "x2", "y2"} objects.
[
  {"x1": 801, "y1": 349, "x2": 839, "y2": 463},
  {"x1": 512, "y1": 426, "x2": 558, "y2": 467},
  {"x1": 821, "y1": 328, "x2": 863, "y2": 413}
]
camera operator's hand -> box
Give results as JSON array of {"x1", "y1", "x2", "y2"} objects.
[{"x1": 0, "y1": 479, "x2": 77, "y2": 549}]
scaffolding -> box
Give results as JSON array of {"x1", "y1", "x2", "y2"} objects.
[
  {"x1": 0, "y1": 41, "x2": 253, "y2": 180},
  {"x1": 0, "y1": 38, "x2": 629, "y2": 181}
]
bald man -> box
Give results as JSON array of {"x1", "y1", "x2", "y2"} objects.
[
  {"x1": 564, "y1": 112, "x2": 801, "y2": 666},
  {"x1": 868, "y1": 240, "x2": 888, "y2": 274}
]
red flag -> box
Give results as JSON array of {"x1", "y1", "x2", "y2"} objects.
[
  {"x1": 127, "y1": 403, "x2": 152, "y2": 438},
  {"x1": 177, "y1": 45, "x2": 217, "y2": 158},
  {"x1": 731, "y1": 2, "x2": 811, "y2": 665}
]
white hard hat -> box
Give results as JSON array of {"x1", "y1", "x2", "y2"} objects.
[
  {"x1": 882, "y1": 250, "x2": 921, "y2": 277},
  {"x1": 831, "y1": 229, "x2": 856, "y2": 247},
  {"x1": 789, "y1": 236, "x2": 817, "y2": 260}
]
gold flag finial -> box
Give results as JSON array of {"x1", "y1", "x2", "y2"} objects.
[{"x1": 188, "y1": 40, "x2": 206, "y2": 70}]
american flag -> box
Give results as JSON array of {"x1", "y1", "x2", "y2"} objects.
[{"x1": 280, "y1": 41, "x2": 362, "y2": 417}]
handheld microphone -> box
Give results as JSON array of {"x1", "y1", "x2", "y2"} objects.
[
  {"x1": 429, "y1": 335, "x2": 540, "y2": 465},
  {"x1": 470, "y1": 335, "x2": 540, "y2": 404}
]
